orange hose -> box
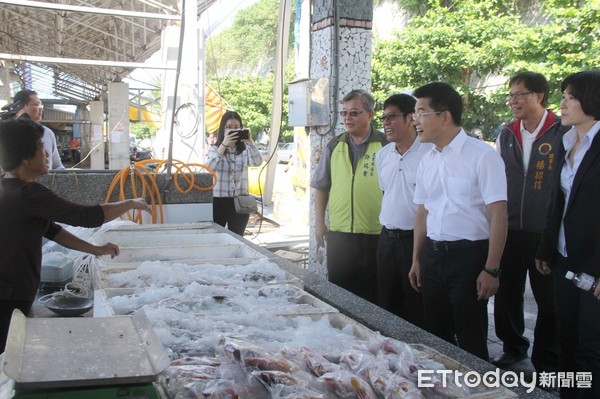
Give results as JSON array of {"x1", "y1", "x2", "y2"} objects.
[{"x1": 105, "y1": 159, "x2": 217, "y2": 224}]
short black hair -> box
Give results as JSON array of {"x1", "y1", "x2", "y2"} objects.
[
  {"x1": 0, "y1": 118, "x2": 44, "y2": 171},
  {"x1": 509, "y1": 72, "x2": 549, "y2": 107},
  {"x1": 413, "y1": 82, "x2": 463, "y2": 125},
  {"x1": 383, "y1": 93, "x2": 416, "y2": 115},
  {"x1": 561, "y1": 71, "x2": 600, "y2": 120},
  {"x1": 13, "y1": 89, "x2": 38, "y2": 106}
]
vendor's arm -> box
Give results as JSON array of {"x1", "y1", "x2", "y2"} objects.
[
  {"x1": 100, "y1": 198, "x2": 151, "y2": 222},
  {"x1": 52, "y1": 228, "x2": 120, "y2": 258}
]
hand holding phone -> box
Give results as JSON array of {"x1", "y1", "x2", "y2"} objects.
[{"x1": 229, "y1": 128, "x2": 250, "y2": 141}]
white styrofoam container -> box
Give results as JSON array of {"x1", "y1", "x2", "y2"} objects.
[
  {"x1": 94, "y1": 232, "x2": 242, "y2": 248},
  {"x1": 93, "y1": 285, "x2": 338, "y2": 318},
  {"x1": 100, "y1": 244, "x2": 264, "y2": 263},
  {"x1": 92, "y1": 263, "x2": 303, "y2": 290}
]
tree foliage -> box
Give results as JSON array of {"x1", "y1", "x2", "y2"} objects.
[
  {"x1": 207, "y1": 0, "x2": 598, "y2": 140},
  {"x1": 372, "y1": 0, "x2": 600, "y2": 137},
  {"x1": 130, "y1": 122, "x2": 158, "y2": 141},
  {"x1": 206, "y1": 0, "x2": 283, "y2": 76},
  {"x1": 208, "y1": 73, "x2": 294, "y2": 143},
  {"x1": 206, "y1": 0, "x2": 295, "y2": 143}
]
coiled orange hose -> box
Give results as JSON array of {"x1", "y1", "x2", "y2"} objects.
[{"x1": 105, "y1": 159, "x2": 217, "y2": 224}]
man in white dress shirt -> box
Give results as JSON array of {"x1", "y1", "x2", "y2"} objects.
[
  {"x1": 408, "y1": 82, "x2": 508, "y2": 360},
  {"x1": 14, "y1": 90, "x2": 65, "y2": 170},
  {"x1": 375, "y1": 93, "x2": 431, "y2": 328}
]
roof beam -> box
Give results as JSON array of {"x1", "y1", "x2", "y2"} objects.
[
  {"x1": 0, "y1": 53, "x2": 175, "y2": 70},
  {"x1": 0, "y1": 0, "x2": 181, "y2": 21}
]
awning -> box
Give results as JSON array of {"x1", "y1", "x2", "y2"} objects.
[
  {"x1": 129, "y1": 106, "x2": 162, "y2": 128},
  {"x1": 205, "y1": 83, "x2": 232, "y2": 134},
  {"x1": 128, "y1": 83, "x2": 231, "y2": 132}
]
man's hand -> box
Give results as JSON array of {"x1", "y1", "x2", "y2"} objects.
[
  {"x1": 131, "y1": 198, "x2": 152, "y2": 213},
  {"x1": 476, "y1": 271, "x2": 499, "y2": 300},
  {"x1": 408, "y1": 262, "x2": 422, "y2": 292},
  {"x1": 315, "y1": 220, "x2": 328, "y2": 248},
  {"x1": 535, "y1": 258, "x2": 551, "y2": 275},
  {"x1": 94, "y1": 242, "x2": 120, "y2": 258}
]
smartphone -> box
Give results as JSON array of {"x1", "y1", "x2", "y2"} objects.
[{"x1": 229, "y1": 129, "x2": 250, "y2": 141}]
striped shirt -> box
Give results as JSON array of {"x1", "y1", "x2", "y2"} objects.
[{"x1": 205, "y1": 143, "x2": 263, "y2": 197}]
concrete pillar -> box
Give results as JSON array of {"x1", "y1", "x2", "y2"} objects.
[
  {"x1": 89, "y1": 101, "x2": 105, "y2": 170},
  {"x1": 156, "y1": 0, "x2": 203, "y2": 167},
  {"x1": 307, "y1": 0, "x2": 374, "y2": 277},
  {"x1": 107, "y1": 81, "x2": 130, "y2": 170}
]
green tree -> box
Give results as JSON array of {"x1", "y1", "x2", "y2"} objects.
[
  {"x1": 208, "y1": 73, "x2": 293, "y2": 142},
  {"x1": 130, "y1": 122, "x2": 158, "y2": 141},
  {"x1": 372, "y1": 0, "x2": 529, "y2": 136},
  {"x1": 372, "y1": 0, "x2": 599, "y2": 138},
  {"x1": 206, "y1": 0, "x2": 287, "y2": 76}
]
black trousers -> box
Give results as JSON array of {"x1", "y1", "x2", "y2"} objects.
[
  {"x1": 420, "y1": 238, "x2": 490, "y2": 360},
  {"x1": 553, "y1": 255, "x2": 600, "y2": 399},
  {"x1": 327, "y1": 231, "x2": 379, "y2": 304},
  {"x1": 376, "y1": 227, "x2": 425, "y2": 328},
  {"x1": 494, "y1": 230, "x2": 559, "y2": 372},
  {"x1": 212, "y1": 197, "x2": 250, "y2": 237},
  {"x1": 0, "y1": 300, "x2": 32, "y2": 354}
]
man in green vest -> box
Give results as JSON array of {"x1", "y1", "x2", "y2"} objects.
[{"x1": 311, "y1": 89, "x2": 387, "y2": 303}]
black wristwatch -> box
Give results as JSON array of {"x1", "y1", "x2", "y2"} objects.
[{"x1": 483, "y1": 267, "x2": 501, "y2": 278}]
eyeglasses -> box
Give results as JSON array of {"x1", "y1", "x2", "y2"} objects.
[
  {"x1": 412, "y1": 111, "x2": 442, "y2": 121},
  {"x1": 339, "y1": 110, "x2": 364, "y2": 118},
  {"x1": 377, "y1": 113, "x2": 406, "y2": 123},
  {"x1": 507, "y1": 91, "x2": 532, "y2": 101}
]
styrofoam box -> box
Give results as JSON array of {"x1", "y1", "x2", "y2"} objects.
[
  {"x1": 100, "y1": 243, "x2": 265, "y2": 263},
  {"x1": 94, "y1": 232, "x2": 243, "y2": 249},
  {"x1": 93, "y1": 284, "x2": 338, "y2": 317},
  {"x1": 92, "y1": 263, "x2": 303, "y2": 290}
]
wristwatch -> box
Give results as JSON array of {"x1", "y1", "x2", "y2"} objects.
[{"x1": 483, "y1": 267, "x2": 501, "y2": 278}]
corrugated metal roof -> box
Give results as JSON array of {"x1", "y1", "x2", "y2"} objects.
[{"x1": 0, "y1": 0, "x2": 217, "y2": 103}]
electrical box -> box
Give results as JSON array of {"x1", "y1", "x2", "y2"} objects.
[{"x1": 288, "y1": 78, "x2": 329, "y2": 126}]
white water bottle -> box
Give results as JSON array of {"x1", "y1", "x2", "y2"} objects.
[{"x1": 565, "y1": 271, "x2": 599, "y2": 293}]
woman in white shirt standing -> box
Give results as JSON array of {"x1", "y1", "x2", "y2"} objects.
[{"x1": 206, "y1": 111, "x2": 263, "y2": 236}]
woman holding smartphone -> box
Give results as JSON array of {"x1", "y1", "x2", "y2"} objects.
[{"x1": 206, "y1": 110, "x2": 263, "y2": 236}]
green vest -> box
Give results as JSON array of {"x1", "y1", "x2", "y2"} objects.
[{"x1": 329, "y1": 134, "x2": 383, "y2": 234}]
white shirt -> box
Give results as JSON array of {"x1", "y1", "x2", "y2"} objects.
[
  {"x1": 558, "y1": 121, "x2": 600, "y2": 256},
  {"x1": 520, "y1": 110, "x2": 548, "y2": 170},
  {"x1": 42, "y1": 125, "x2": 65, "y2": 170},
  {"x1": 376, "y1": 138, "x2": 432, "y2": 230},
  {"x1": 414, "y1": 129, "x2": 507, "y2": 241}
]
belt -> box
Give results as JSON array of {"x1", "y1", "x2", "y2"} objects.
[
  {"x1": 383, "y1": 226, "x2": 413, "y2": 238},
  {"x1": 427, "y1": 237, "x2": 483, "y2": 251}
]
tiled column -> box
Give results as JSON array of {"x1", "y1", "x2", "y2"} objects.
[{"x1": 308, "y1": 1, "x2": 373, "y2": 277}]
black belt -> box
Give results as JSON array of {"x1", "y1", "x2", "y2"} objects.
[
  {"x1": 427, "y1": 237, "x2": 484, "y2": 251},
  {"x1": 383, "y1": 226, "x2": 413, "y2": 238}
]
